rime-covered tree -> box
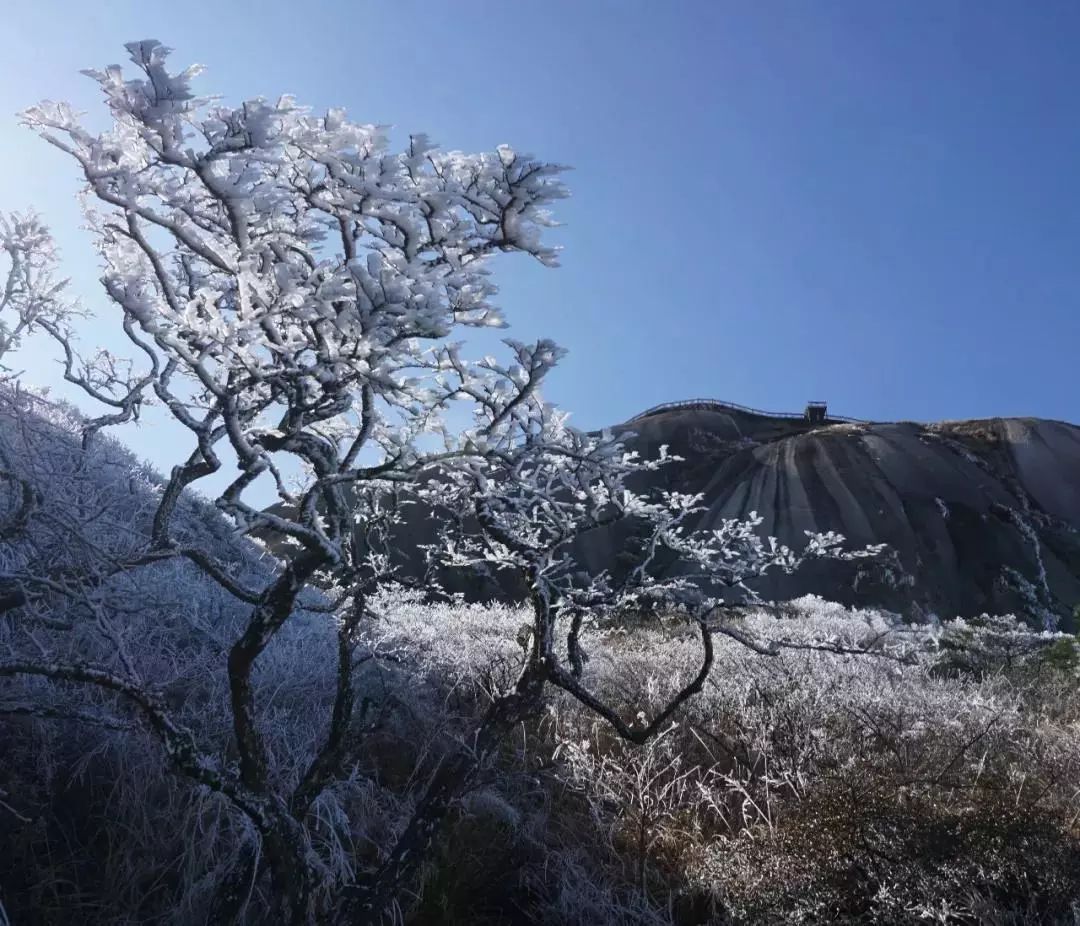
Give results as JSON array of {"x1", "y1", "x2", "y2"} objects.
[
  {"x1": 1, "y1": 41, "x2": 879, "y2": 924},
  {"x1": 4, "y1": 38, "x2": 570, "y2": 922}
]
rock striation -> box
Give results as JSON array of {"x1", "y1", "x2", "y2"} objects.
[
  {"x1": 609, "y1": 402, "x2": 1080, "y2": 626},
  {"x1": 263, "y1": 400, "x2": 1080, "y2": 627}
]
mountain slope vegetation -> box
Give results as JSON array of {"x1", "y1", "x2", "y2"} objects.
[{"x1": 4, "y1": 390, "x2": 1080, "y2": 924}]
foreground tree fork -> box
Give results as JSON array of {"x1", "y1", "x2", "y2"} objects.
[
  {"x1": 1, "y1": 41, "x2": 880, "y2": 924},
  {"x1": 349, "y1": 400, "x2": 883, "y2": 918}
]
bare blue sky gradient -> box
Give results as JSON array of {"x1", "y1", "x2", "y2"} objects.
[{"x1": 1, "y1": 0, "x2": 1077, "y2": 476}]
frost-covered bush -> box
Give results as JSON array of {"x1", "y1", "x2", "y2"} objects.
[
  {"x1": 1, "y1": 35, "x2": 575, "y2": 924},
  {"x1": 360, "y1": 591, "x2": 1080, "y2": 923},
  {"x1": 0, "y1": 386, "x2": 339, "y2": 919},
  {"x1": 536, "y1": 597, "x2": 1080, "y2": 924}
]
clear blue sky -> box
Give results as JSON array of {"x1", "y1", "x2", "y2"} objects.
[{"x1": 1, "y1": 0, "x2": 1078, "y2": 477}]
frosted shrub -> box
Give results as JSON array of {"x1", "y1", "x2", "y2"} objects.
[
  {"x1": 1, "y1": 35, "x2": 575, "y2": 923},
  {"x1": 533, "y1": 599, "x2": 1080, "y2": 923},
  {"x1": 322, "y1": 593, "x2": 1080, "y2": 924}
]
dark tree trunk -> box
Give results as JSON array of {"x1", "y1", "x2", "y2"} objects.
[
  {"x1": 207, "y1": 844, "x2": 261, "y2": 925},
  {"x1": 264, "y1": 824, "x2": 322, "y2": 926},
  {"x1": 207, "y1": 816, "x2": 320, "y2": 925},
  {"x1": 341, "y1": 664, "x2": 546, "y2": 925}
]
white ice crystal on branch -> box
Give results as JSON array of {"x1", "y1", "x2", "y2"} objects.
[
  {"x1": 20, "y1": 39, "x2": 569, "y2": 558},
  {"x1": 1, "y1": 38, "x2": 893, "y2": 926},
  {"x1": 4, "y1": 39, "x2": 572, "y2": 924},
  {"x1": 0, "y1": 212, "x2": 77, "y2": 371}
]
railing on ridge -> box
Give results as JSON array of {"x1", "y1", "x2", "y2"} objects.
[{"x1": 628, "y1": 398, "x2": 870, "y2": 424}]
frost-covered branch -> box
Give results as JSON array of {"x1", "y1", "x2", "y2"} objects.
[
  {"x1": 7, "y1": 39, "x2": 574, "y2": 924},
  {"x1": 0, "y1": 212, "x2": 76, "y2": 370},
  {"x1": 20, "y1": 41, "x2": 569, "y2": 561},
  {"x1": 0, "y1": 659, "x2": 265, "y2": 817}
]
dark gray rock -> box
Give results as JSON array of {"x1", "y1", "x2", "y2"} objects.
[
  {"x1": 264, "y1": 403, "x2": 1080, "y2": 627},
  {"x1": 612, "y1": 405, "x2": 1080, "y2": 626}
]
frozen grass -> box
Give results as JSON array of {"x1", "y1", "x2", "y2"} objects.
[{"x1": 4, "y1": 390, "x2": 1080, "y2": 923}]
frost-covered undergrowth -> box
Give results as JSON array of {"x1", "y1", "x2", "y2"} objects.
[
  {"x1": 358, "y1": 593, "x2": 1080, "y2": 925},
  {"x1": 0, "y1": 387, "x2": 343, "y2": 920},
  {"x1": 4, "y1": 389, "x2": 1080, "y2": 924}
]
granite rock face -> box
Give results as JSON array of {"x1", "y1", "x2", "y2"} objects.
[
  {"x1": 608, "y1": 405, "x2": 1080, "y2": 626},
  {"x1": 265, "y1": 402, "x2": 1080, "y2": 626}
]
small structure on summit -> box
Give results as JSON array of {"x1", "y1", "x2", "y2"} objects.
[{"x1": 804, "y1": 401, "x2": 828, "y2": 424}]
